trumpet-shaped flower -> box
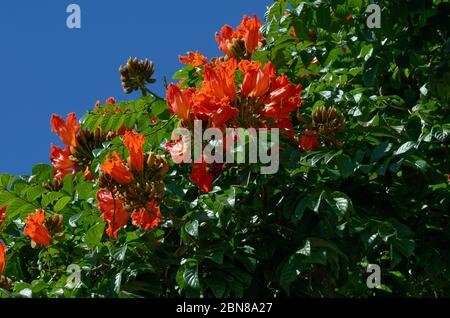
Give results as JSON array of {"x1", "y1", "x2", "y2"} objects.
[
  {"x1": 179, "y1": 51, "x2": 207, "y2": 67},
  {"x1": 0, "y1": 243, "x2": 6, "y2": 274},
  {"x1": 24, "y1": 209, "x2": 52, "y2": 247},
  {"x1": 239, "y1": 60, "x2": 275, "y2": 98},
  {"x1": 101, "y1": 152, "x2": 133, "y2": 185},
  {"x1": 97, "y1": 190, "x2": 129, "y2": 240},
  {"x1": 131, "y1": 201, "x2": 162, "y2": 231},
  {"x1": 51, "y1": 113, "x2": 80, "y2": 148},
  {"x1": 123, "y1": 130, "x2": 145, "y2": 173},
  {"x1": 166, "y1": 84, "x2": 194, "y2": 121},
  {"x1": 190, "y1": 160, "x2": 214, "y2": 193}
]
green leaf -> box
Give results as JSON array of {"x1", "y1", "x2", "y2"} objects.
[
  {"x1": 279, "y1": 255, "x2": 301, "y2": 293},
  {"x1": 394, "y1": 141, "x2": 416, "y2": 155},
  {"x1": 336, "y1": 154, "x2": 354, "y2": 178},
  {"x1": 53, "y1": 196, "x2": 72, "y2": 212},
  {"x1": 327, "y1": 191, "x2": 353, "y2": 217},
  {"x1": 150, "y1": 99, "x2": 168, "y2": 118},
  {"x1": 183, "y1": 268, "x2": 200, "y2": 290},
  {"x1": 42, "y1": 192, "x2": 64, "y2": 207},
  {"x1": 206, "y1": 250, "x2": 224, "y2": 265},
  {"x1": 21, "y1": 185, "x2": 47, "y2": 202},
  {"x1": 111, "y1": 245, "x2": 127, "y2": 262},
  {"x1": 114, "y1": 271, "x2": 122, "y2": 294},
  {"x1": 31, "y1": 164, "x2": 54, "y2": 181},
  {"x1": 0, "y1": 174, "x2": 15, "y2": 190},
  {"x1": 205, "y1": 277, "x2": 226, "y2": 298},
  {"x1": 86, "y1": 222, "x2": 105, "y2": 249},
  {"x1": 76, "y1": 182, "x2": 94, "y2": 200},
  {"x1": 62, "y1": 174, "x2": 74, "y2": 195},
  {"x1": 185, "y1": 220, "x2": 199, "y2": 237},
  {"x1": 370, "y1": 142, "x2": 392, "y2": 163},
  {"x1": 296, "y1": 240, "x2": 311, "y2": 256},
  {"x1": 294, "y1": 196, "x2": 310, "y2": 220}
]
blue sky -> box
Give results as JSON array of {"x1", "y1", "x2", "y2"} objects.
[{"x1": 0, "y1": 0, "x2": 273, "y2": 175}]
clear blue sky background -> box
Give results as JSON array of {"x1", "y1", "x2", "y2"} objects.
[{"x1": 0, "y1": 0, "x2": 273, "y2": 175}]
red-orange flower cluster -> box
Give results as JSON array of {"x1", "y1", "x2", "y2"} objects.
[
  {"x1": 0, "y1": 243, "x2": 5, "y2": 274},
  {"x1": 24, "y1": 209, "x2": 52, "y2": 247},
  {"x1": 0, "y1": 206, "x2": 6, "y2": 225},
  {"x1": 51, "y1": 113, "x2": 80, "y2": 148},
  {"x1": 97, "y1": 190, "x2": 130, "y2": 239},
  {"x1": 216, "y1": 15, "x2": 263, "y2": 58},
  {"x1": 166, "y1": 84, "x2": 194, "y2": 122},
  {"x1": 298, "y1": 130, "x2": 319, "y2": 151},
  {"x1": 97, "y1": 131, "x2": 165, "y2": 238},
  {"x1": 95, "y1": 97, "x2": 117, "y2": 111},
  {"x1": 131, "y1": 201, "x2": 162, "y2": 231},
  {"x1": 179, "y1": 51, "x2": 207, "y2": 67},
  {"x1": 123, "y1": 130, "x2": 145, "y2": 173},
  {"x1": 239, "y1": 60, "x2": 275, "y2": 98},
  {"x1": 166, "y1": 19, "x2": 302, "y2": 192},
  {"x1": 97, "y1": 190, "x2": 163, "y2": 239},
  {"x1": 190, "y1": 161, "x2": 214, "y2": 193},
  {"x1": 100, "y1": 130, "x2": 148, "y2": 184},
  {"x1": 50, "y1": 145, "x2": 76, "y2": 181},
  {"x1": 101, "y1": 152, "x2": 133, "y2": 185}
]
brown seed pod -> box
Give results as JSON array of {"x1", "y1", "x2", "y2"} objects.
[
  {"x1": 312, "y1": 106, "x2": 345, "y2": 148},
  {"x1": 154, "y1": 158, "x2": 169, "y2": 179},
  {"x1": 119, "y1": 57, "x2": 156, "y2": 94},
  {"x1": 312, "y1": 106, "x2": 345, "y2": 133},
  {"x1": 0, "y1": 275, "x2": 13, "y2": 290},
  {"x1": 146, "y1": 152, "x2": 156, "y2": 170},
  {"x1": 45, "y1": 214, "x2": 64, "y2": 235}
]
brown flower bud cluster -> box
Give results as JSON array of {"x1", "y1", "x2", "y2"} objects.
[
  {"x1": 45, "y1": 214, "x2": 65, "y2": 241},
  {"x1": 0, "y1": 275, "x2": 12, "y2": 290},
  {"x1": 119, "y1": 58, "x2": 156, "y2": 94},
  {"x1": 311, "y1": 106, "x2": 345, "y2": 148},
  {"x1": 99, "y1": 152, "x2": 169, "y2": 213},
  {"x1": 70, "y1": 128, "x2": 110, "y2": 168}
]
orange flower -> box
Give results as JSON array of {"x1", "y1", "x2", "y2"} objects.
[
  {"x1": 298, "y1": 130, "x2": 319, "y2": 151},
  {"x1": 24, "y1": 209, "x2": 52, "y2": 247},
  {"x1": 105, "y1": 97, "x2": 117, "y2": 105},
  {"x1": 100, "y1": 152, "x2": 133, "y2": 184},
  {"x1": 50, "y1": 145, "x2": 75, "y2": 181},
  {"x1": 202, "y1": 59, "x2": 237, "y2": 101},
  {"x1": 0, "y1": 243, "x2": 5, "y2": 274},
  {"x1": 179, "y1": 51, "x2": 207, "y2": 67},
  {"x1": 193, "y1": 59, "x2": 239, "y2": 127},
  {"x1": 190, "y1": 161, "x2": 214, "y2": 193},
  {"x1": 123, "y1": 130, "x2": 145, "y2": 173},
  {"x1": 216, "y1": 15, "x2": 263, "y2": 57},
  {"x1": 0, "y1": 206, "x2": 6, "y2": 225},
  {"x1": 290, "y1": 26, "x2": 300, "y2": 44},
  {"x1": 239, "y1": 60, "x2": 275, "y2": 98},
  {"x1": 237, "y1": 15, "x2": 263, "y2": 55},
  {"x1": 97, "y1": 190, "x2": 129, "y2": 240},
  {"x1": 216, "y1": 25, "x2": 236, "y2": 57},
  {"x1": 166, "y1": 84, "x2": 194, "y2": 121},
  {"x1": 131, "y1": 201, "x2": 162, "y2": 231},
  {"x1": 51, "y1": 113, "x2": 80, "y2": 148},
  {"x1": 260, "y1": 74, "x2": 302, "y2": 122}
]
